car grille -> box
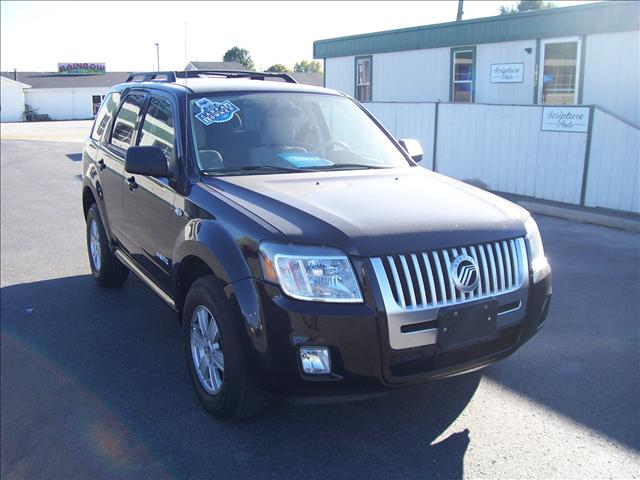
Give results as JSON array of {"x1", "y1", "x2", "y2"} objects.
[{"x1": 371, "y1": 238, "x2": 528, "y2": 311}]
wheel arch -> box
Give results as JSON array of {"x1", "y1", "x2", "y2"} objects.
[
  {"x1": 175, "y1": 255, "x2": 224, "y2": 316},
  {"x1": 82, "y1": 185, "x2": 97, "y2": 219},
  {"x1": 172, "y1": 219, "x2": 253, "y2": 315}
]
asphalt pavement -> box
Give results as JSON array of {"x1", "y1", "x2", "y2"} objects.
[{"x1": 1, "y1": 139, "x2": 639, "y2": 479}]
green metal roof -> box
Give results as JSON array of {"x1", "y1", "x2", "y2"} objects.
[{"x1": 314, "y1": 1, "x2": 639, "y2": 59}]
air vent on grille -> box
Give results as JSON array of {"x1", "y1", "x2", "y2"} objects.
[{"x1": 372, "y1": 238, "x2": 528, "y2": 310}]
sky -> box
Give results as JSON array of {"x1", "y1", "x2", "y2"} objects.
[{"x1": 1, "y1": 0, "x2": 597, "y2": 72}]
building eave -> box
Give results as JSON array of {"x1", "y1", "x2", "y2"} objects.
[{"x1": 313, "y1": 1, "x2": 640, "y2": 59}]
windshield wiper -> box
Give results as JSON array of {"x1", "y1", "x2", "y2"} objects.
[
  {"x1": 307, "y1": 163, "x2": 389, "y2": 170},
  {"x1": 202, "y1": 165, "x2": 312, "y2": 175}
]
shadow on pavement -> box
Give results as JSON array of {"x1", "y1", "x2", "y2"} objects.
[
  {"x1": 1, "y1": 274, "x2": 478, "y2": 479},
  {"x1": 66, "y1": 153, "x2": 82, "y2": 162},
  {"x1": 485, "y1": 216, "x2": 640, "y2": 451}
]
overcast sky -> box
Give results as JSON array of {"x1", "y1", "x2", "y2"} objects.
[{"x1": 1, "y1": 0, "x2": 596, "y2": 72}]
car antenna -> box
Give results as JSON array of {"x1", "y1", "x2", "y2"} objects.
[{"x1": 184, "y1": 22, "x2": 189, "y2": 164}]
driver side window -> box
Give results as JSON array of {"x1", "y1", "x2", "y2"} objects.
[{"x1": 138, "y1": 96, "x2": 176, "y2": 173}]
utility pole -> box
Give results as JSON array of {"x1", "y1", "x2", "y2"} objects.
[
  {"x1": 456, "y1": 0, "x2": 464, "y2": 20},
  {"x1": 155, "y1": 43, "x2": 160, "y2": 71}
]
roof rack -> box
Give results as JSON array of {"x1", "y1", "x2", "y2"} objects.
[
  {"x1": 125, "y1": 70, "x2": 298, "y2": 84},
  {"x1": 179, "y1": 70, "x2": 298, "y2": 84}
]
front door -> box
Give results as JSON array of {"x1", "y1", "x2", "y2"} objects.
[
  {"x1": 538, "y1": 37, "x2": 582, "y2": 105},
  {"x1": 122, "y1": 94, "x2": 181, "y2": 292}
]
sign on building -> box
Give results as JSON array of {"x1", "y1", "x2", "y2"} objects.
[
  {"x1": 541, "y1": 107, "x2": 590, "y2": 133},
  {"x1": 490, "y1": 63, "x2": 524, "y2": 83},
  {"x1": 58, "y1": 63, "x2": 106, "y2": 74}
]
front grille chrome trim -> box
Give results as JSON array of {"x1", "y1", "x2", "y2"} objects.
[{"x1": 371, "y1": 238, "x2": 529, "y2": 350}]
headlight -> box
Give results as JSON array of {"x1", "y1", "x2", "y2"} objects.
[
  {"x1": 524, "y1": 216, "x2": 548, "y2": 273},
  {"x1": 260, "y1": 243, "x2": 363, "y2": 303}
]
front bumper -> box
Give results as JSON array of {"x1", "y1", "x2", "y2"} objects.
[{"x1": 241, "y1": 265, "x2": 551, "y2": 398}]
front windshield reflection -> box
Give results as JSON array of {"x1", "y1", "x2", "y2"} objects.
[{"x1": 189, "y1": 92, "x2": 410, "y2": 175}]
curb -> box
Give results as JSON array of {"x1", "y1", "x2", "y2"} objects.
[{"x1": 518, "y1": 201, "x2": 640, "y2": 233}]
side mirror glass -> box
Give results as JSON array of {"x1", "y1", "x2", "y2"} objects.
[
  {"x1": 398, "y1": 138, "x2": 423, "y2": 163},
  {"x1": 125, "y1": 146, "x2": 170, "y2": 177}
]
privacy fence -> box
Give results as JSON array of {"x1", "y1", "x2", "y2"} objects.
[{"x1": 366, "y1": 102, "x2": 640, "y2": 214}]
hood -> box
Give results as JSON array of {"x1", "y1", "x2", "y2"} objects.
[{"x1": 201, "y1": 167, "x2": 530, "y2": 257}]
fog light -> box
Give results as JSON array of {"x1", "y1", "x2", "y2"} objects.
[{"x1": 300, "y1": 347, "x2": 331, "y2": 374}]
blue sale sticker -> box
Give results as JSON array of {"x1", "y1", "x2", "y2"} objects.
[{"x1": 194, "y1": 98, "x2": 239, "y2": 125}]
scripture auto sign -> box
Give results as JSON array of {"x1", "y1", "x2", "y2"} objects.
[{"x1": 58, "y1": 63, "x2": 106, "y2": 74}]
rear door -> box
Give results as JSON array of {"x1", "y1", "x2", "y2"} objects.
[
  {"x1": 122, "y1": 93, "x2": 182, "y2": 291},
  {"x1": 101, "y1": 92, "x2": 146, "y2": 239}
]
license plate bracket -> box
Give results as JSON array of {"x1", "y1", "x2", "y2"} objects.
[{"x1": 438, "y1": 300, "x2": 498, "y2": 352}]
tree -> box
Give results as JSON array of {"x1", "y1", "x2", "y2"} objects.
[
  {"x1": 499, "y1": 0, "x2": 556, "y2": 15},
  {"x1": 266, "y1": 64, "x2": 290, "y2": 73},
  {"x1": 294, "y1": 60, "x2": 322, "y2": 74},
  {"x1": 223, "y1": 46, "x2": 255, "y2": 70}
]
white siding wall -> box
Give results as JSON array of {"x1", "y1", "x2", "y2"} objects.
[
  {"x1": 24, "y1": 87, "x2": 110, "y2": 120},
  {"x1": 324, "y1": 42, "x2": 536, "y2": 105},
  {"x1": 364, "y1": 103, "x2": 436, "y2": 168},
  {"x1": 582, "y1": 30, "x2": 640, "y2": 126},
  {"x1": 0, "y1": 83, "x2": 26, "y2": 122},
  {"x1": 475, "y1": 40, "x2": 536, "y2": 105},
  {"x1": 372, "y1": 48, "x2": 450, "y2": 102},
  {"x1": 325, "y1": 57, "x2": 354, "y2": 96},
  {"x1": 436, "y1": 103, "x2": 587, "y2": 204},
  {"x1": 584, "y1": 109, "x2": 640, "y2": 213}
]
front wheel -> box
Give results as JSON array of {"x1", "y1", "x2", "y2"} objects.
[
  {"x1": 183, "y1": 276, "x2": 270, "y2": 420},
  {"x1": 86, "y1": 203, "x2": 129, "y2": 288}
]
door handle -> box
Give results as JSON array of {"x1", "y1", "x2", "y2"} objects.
[
  {"x1": 97, "y1": 159, "x2": 106, "y2": 170},
  {"x1": 127, "y1": 176, "x2": 138, "y2": 191}
]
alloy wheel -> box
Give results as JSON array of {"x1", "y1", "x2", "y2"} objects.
[
  {"x1": 89, "y1": 218, "x2": 101, "y2": 271},
  {"x1": 190, "y1": 305, "x2": 224, "y2": 394}
]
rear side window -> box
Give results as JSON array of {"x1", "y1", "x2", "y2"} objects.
[
  {"x1": 110, "y1": 94, "x2": 145, "y2": 150},
  {"x1": 90, "y1": 92, "x2": 120, "y2": 142},
  {"x1": 138, "y1": 97, "x2": 176, "y2": 170}
]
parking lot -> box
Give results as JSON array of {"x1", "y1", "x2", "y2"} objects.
[{"x1": 1, "y1": 139, "x2": 639, "y2": 479}]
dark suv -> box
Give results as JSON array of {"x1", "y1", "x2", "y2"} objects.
[{"x1": 82, "y1": 70, "x2": 551, "y2": 420}]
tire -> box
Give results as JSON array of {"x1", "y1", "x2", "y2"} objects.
[
  {"x1": 86, "y1": 203, "x2": 129, "y2": 288},
  {"x1": 183, "y1": 276, "x2": 271, "y2": 420}
]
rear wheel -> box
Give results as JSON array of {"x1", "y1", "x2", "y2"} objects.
[
  {"x1": 183, "y1": 276, "x2": 270, "y2": 420},
  {"x1": 86, "y1": 203, "x2": 129, "y2": 288}
]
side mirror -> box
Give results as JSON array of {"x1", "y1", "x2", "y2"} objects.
[
  {"x1": 398, "y1": 138, "x2": 423, "y2": 163},
  {"x1": 125, "y1": 146, "x2": 170, "y2": 177}
]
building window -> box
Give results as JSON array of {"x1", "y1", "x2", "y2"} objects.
[
  {"x1": 92, "y1": 95, "x2": 105, "y2": 116},
  {"x1": 110, "y1": 94, "x2": 145, "y2": 150},
  {"x1": 355, "y1": 56, "x2": 372, "y2": 102},
  {"x1": 451, "y1": 47, "x2": 475, "y2": 103},
  {"x1": 138, "y1": 96, "x2": 176, "y2": 171},
  {"x1": 539, "y1": 39, "x2": 580, "y2": 105}
]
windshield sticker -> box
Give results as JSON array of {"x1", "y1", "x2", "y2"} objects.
[{"x1": 194, "y1": 98, "x2": 239, "y2": 125}]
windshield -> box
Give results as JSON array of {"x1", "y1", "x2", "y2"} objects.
[{"x1": 189, "y1": 92, "x2": 410, "y2": 175}]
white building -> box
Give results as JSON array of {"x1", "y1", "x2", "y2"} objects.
[
  {"x1": 0, "y1": 71, "x2": 129, "y2": 121},
  {"x1": 314, "y1": 1, "x2": 640, "y2": 214},
  {"x1": 315, "y1": 1, "x2": 639, "y2": 125},
  {"x1": 0, "y1": 76, "x2": 30, "y2": 122}
]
